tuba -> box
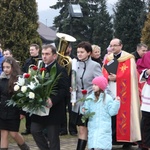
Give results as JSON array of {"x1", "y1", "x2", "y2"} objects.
[{"x1": 56, "y1": 33, "x2": 76, "y2": 75}]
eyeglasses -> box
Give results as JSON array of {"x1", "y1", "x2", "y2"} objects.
[{"x1": 109, "y1": 44, "x2": 121, "y2": 48}]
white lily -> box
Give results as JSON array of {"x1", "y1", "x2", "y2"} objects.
[
  {"x1": 27, "y1": 82, "x2": 36, "y2": 90},
  {"x1": 21, "y1": 86, "x2": 27, "y2": 93},
  {"x1": 15, "y1": 77, "x2": 25, "y2": 86},
  {"x1": 34, "y1": 75, "x2": 39, "y2": 84},
  {"x1": 29, "y1": 92, "x2": 35, "y2": 99}
]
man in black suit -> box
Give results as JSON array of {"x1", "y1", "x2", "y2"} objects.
[
  {"x1": 132, "y1": 43, "x2": 148, "y2": 62},
  {"x1": 30, "y1": 44, "x2": 69, "y2": 150}
]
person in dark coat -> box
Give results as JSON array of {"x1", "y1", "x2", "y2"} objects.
[
  {"x1": 0, "y1": 57, "x2": 30, "y2": 150},
  {"x1": 21, "y1": 43, "x2": 41, "y2": 135},
  {"x1": 132, "y1": 43, "x2": 148, "y2": 150},
  {"x1": 22, "y1": 44, "x2": 41, "y2": 73},
  {"x1": 91, "y1": 44, "x2": 103, "y2": 67},
  {"x1": 59, "y1": 44, "x2": 77, "y2": 136},
  {"x1": 0, "y1": 44, "x2": 4, "y2": 74},
  {"x1": 30, "y1": 44, "x2": 69, "y2": 150},
  {"x1": 132, "y1": 43, "x2": 148, "y2": 62}
]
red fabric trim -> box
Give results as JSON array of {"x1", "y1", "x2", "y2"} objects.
[
  {"x1": 102, "y1": 60, "x2": 109, "y2": 79},
  {"x1": 116, "y1": 59, "x2": 131, "y2": 141}
]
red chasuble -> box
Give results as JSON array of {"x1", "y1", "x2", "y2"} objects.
[
  {"x1": 116, "y1": 59, "x2": 131, "y2": 141},
  {"x1": 103, "y1": 54, "x2": 132, "y2": 141}
]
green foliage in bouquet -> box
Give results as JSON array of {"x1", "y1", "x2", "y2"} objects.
[
  {"x1": 7, "y1": 64, "x2": 61, "y2": 115},
  {"x1": 79, "y1": 89, "x2": 95, "y2": 123}
]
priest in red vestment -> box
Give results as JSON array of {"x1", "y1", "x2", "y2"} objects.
[{"x1": 103, "y1": 38, "x2": 141, "y2": 148}]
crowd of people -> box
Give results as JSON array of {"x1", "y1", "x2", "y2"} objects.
[{"x1": 0, "y1": 38, "x2": 149, "y2": 150}]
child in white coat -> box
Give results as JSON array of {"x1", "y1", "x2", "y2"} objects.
[{"x1": 81, "y1": 76, "x2": 120, "y2": 150}]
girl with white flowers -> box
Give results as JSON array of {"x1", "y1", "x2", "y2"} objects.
[{"x1": 0, "y1": 57, "x2": 30, "y2": 150}]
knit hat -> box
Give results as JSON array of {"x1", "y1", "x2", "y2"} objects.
[{"x1": 92, "y1": 76, "x2": 108, "y2": 91}]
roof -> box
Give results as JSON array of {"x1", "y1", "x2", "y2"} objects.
[{"x1": 37, "y1": 21, "x2": 57, "y2": 43}]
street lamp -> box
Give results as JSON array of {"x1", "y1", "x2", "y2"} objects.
[
  {"x1": 68, "y1": 4, "x2": 83, "y2": 18},
  {"x1": 68, "y1": 3, "x2": 83, "y2": 36}
]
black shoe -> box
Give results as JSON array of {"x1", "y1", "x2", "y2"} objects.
[
  {"x1": 21, "y1": 130, "x2": 31, "y2": 135},
  {"x1": 59, "y1": 131, "x2": 68, "y2": 136},
  {"x1": 70, "y1": 131, "x2": 77, "y2": 136},
  {"x1": 122, "y1": 143, "x2": 132, "y2": 150},
  {"x1": 136, "y1": 147, "x2": 149, "y2": 150},
  {"x1": 136, "y1": 148, "x2": 143, "y2": 150}
]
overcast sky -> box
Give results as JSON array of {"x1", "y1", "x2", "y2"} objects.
[
  {"x1": 36, "y1": 0, "x2": 118, "y2": 11},
  {"x1": 36, "y1": 0, "x2": 118, "y2": 26}
]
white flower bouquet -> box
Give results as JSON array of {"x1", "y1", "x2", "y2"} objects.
[{"x1": 7, "y1": 64, "x2": 60, "y2": 116}]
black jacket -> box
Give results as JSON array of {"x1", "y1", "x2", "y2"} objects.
[
  {"x1": 0, "y1": 73, "x2": 20, "y2": 119},
  {"x1": 22, "y1": 55, "x2": 41, "y2": 73},
  {"x1": 91, "y1": 57, "x2": 103, "y2": 67},
  {"x1": 31, "y1": 61, "x2": 69, "y2": 125},
  {"x1": 132, "y1": 51, "x2": 141, "y2": 62}
]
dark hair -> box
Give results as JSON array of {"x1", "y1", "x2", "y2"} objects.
[
  {"x1": 2, "y1": 57, "x2": 22, "y2": 93},
  {"x1": 42, "y1": 44, "x2": 57, "y2": 55},
  {"x1": 137, "y1": 43, "x2": 148, "y2": 50},
  {"x1": 94, "y1": 89, "x2": 106, "y2": 103},
  {"x1": 77, "y1": 41, "x2": 92, "y2": 53},
  {"x1": 118, "y1": 39, "x2": 122, "y2": 45},
  {"x1": 3, "y1": 49, "x2": 13, "y2": 55},
  {"x1": 30, "y1": 44, "x2": 39, "y2": 50},
  {"x1": 68, "y1": 43, "x2": 72, "y2": 48}
]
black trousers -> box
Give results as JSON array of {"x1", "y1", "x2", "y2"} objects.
[
  {"x1": 25, "y1": 113, "x2": 31, "y2": 132},
  {"x1": 60, "y1": 100, "x2": 77, "y2": 134},
  {"x1": 31, "y1": 122, "x2": 60, "y2": 150},
  {"x1": 68, "y1": 102, "x2": 78, "y2": 133},
  {"x1": 141, "y1": 111, "x2": 150, "y2": 148}
]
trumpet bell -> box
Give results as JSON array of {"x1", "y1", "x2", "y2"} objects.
[{"x1": 56, "y1": 33, "x2": 76, "y2": 42}]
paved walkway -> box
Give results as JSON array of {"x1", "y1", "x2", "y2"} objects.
[
  {"x1": 8, "y1": 134, "x2": 138, "y2": 150},
  {"x1": 9, "y1": 135, "x2": 78, "y2": 150}
]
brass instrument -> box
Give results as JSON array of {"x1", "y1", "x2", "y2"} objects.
[{"x1": 56, "y1": 33, "x2": 76, "y2": 75}]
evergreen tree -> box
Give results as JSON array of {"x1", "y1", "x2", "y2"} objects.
[
  {"x1": 88, "y1": 0, "x2": 113, "y2": 53},
  {"x1": 113, "y1": 0, "x2": 146, "y2": 53},
  {"x1": 0, "y1": 0, "x2": 42, "y2": 64},
  {"x1": 141, "y1": 12, "x2": 150, "y2": 48},
  {"x1": 50, "y1": 0, "x2": 113, "y2": 55}
]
